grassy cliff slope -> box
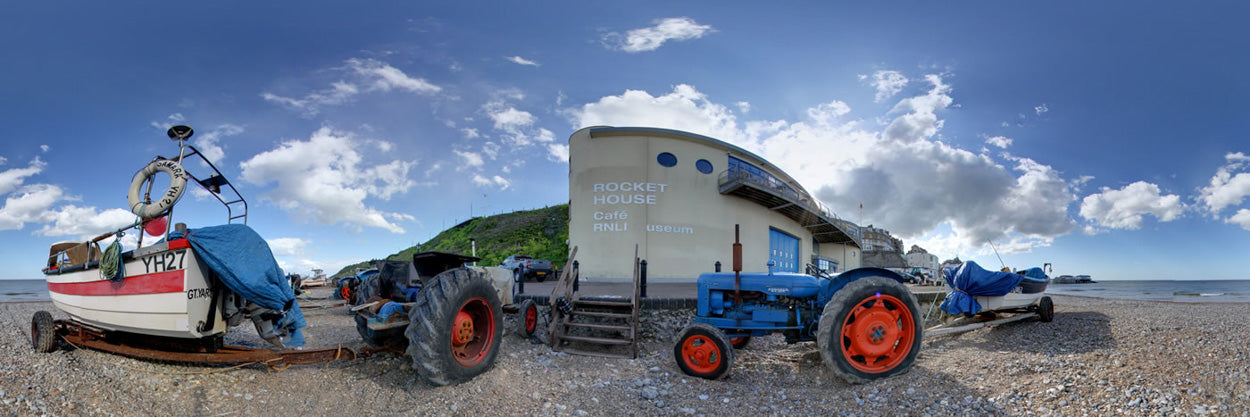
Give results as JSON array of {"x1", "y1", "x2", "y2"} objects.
[{"x1": 332, "y1": 204, "x2": 569, "y2": 278}]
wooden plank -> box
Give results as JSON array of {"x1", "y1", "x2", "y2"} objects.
[
  {"x1": 574, "y1": 299, "x2": 633, "y2": 308},
  {"x1": 559, "y1": 334, "x2": 632, "y2": 345},
  {"x1": 564, "y1": 322, "x2": 632, "y2": 332},
  {"x1": 925, "y1": 312, "x2": 1036, "y2": 337},
  {"x1": 570, "y1": 311, "x2": 632, "y2": 319},
  {"x1": 558, "y1": 347, "x2": 634, "y2": 359}
]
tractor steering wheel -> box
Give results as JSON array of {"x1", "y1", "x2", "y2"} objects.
[{"x1": 805, "y1": 263, "x2": 833, "y2": 280}]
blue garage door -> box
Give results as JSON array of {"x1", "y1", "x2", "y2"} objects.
[{"x1": 768, "y1": 228, "x2": 799, "y2": 273}]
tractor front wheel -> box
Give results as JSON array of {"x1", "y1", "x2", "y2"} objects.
[
  {"x1": 404, "y1": 268, "x2": 504, "y2": 386},
  {"x1": 673, "y1": 323, "x2": 733, "y2": 380},
  {"x1": 518, "y1": 299, "x2": 538, "y2": 337},
  {"x1": 817, "y1": 276, "x2": 922, "y2": 384}
]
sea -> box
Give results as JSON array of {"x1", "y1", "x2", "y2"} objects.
[{"x1": 2, "y1": 278, "x2": 1249, "y2": 303}]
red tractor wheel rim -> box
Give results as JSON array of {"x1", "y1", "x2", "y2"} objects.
[
  {"x1": 840, "y1": 293, "x2": 915, "y2": 374},
  {"x1": 524, "y1": 305, "x2": 537, "y2": 333},
  {"x1": 339, "y1": 286, "x2": 350, "y2": 301},
  {"x1": 451, "y1": 296, "x2": 495, "y2": 367},
  {"x1": 680, "y1": 334, "x2": 722, "y2": 375}
]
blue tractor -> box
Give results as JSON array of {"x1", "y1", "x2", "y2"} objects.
[{"x1": 674, "y1": 229, "x2": 923, "y2": 384}]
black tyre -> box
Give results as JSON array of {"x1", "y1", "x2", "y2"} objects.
[
  {"x1": 518, "y1": 299, "x2": 538, "y2": 337},
  {"x1": 1037, "y1": 296, "x2": 1054, "y2": 323},
  {"x1": 404, "y1": 268, "x2": 504, "y2": 386},
  {"x1": 673, "y1": 323, "x2": 733, "y2": 380},
  {"x1": 817, "y1": 276, "x2": 923, "y2": 384},
  {"x1": 356, "y1": 275, "x2": 381, "y2": 305},
  {"x1": 534, "y1": 272, "x2": 546, "y2": 283},
  {"x1": 32, "y1": 311, "x2": 56, "y2": 353}
]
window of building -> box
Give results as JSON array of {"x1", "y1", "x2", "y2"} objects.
[
  {"x1": 657, "y1": 152, "x2": 677, "y2": 167},
  {"x1": 695, "y1": 159, "x2": 713, "y2": 174}
]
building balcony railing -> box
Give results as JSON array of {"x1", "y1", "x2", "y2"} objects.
[{"x1": 718, "y1": 169, "x2": 863, "y2": 246}]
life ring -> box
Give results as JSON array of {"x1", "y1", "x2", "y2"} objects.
[{"x1": 128, "y1": 159, "x2": 189, "y2": 219}]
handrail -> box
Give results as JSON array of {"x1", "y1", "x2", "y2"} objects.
[{"x1": 718, "y1": 169, "x2": 846, "y2": 222}]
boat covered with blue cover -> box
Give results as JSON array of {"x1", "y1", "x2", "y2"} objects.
[
  {"x1": 940, "y1": 261, "x2": 1045, "y2": 316},
  {"x1": 171, "y1": 224, "x2": 306, "y2": 346}
]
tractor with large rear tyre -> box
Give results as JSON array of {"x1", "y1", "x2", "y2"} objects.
[
  {"x1": 350, "y1": 252, "x2": 541, "y2": 386},
  {"x1": 674, "y1": 227, "x2": 922, "y2": 384}
]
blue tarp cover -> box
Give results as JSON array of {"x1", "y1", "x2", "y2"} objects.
[
  {"x1": 940, "y1": 261, "x2": 1025, "y2": 316},
  {"x1": 172, "y1": 224, "x2": 306, "y2": 346}
]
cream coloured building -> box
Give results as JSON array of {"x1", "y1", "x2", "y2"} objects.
[{"x1": 568, "y1": 126, "x2": 864, "y2": 282}]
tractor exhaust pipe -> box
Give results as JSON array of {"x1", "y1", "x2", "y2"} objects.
[{"x1": 733, "y1": 224, "x2": 742, "y2": 305}]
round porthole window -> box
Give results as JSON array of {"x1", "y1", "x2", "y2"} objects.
[
  {"x1": 696, "y1": 159, "x2": 713, "y2": 174},
  {"x1": 657, "y1": 152, "x2": 677, "y2": 167}
]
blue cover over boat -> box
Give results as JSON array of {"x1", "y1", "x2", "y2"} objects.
[
  {"x1": 940, "y1": 261, "x2": 1024, "y2": 316},
  {"x1": 172, "y1": 224, "x2": 306, "y2": 346}
]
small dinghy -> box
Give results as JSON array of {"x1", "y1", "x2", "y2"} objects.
[{"x1": 939, "y1": 261, "x2": 1052, "y2": 319}]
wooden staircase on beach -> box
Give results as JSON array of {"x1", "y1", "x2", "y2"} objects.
[{"x1": 547, "y1": 246, "x2": 641, "y2": 359}]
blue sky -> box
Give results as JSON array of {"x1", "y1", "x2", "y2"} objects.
[{"x1": 3, "y1": 2, "x2": 1249, "y2": 280}]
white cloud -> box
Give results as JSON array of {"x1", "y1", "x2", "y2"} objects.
[
  {"x1": 239, "y1": 127, "x2": 415, "y2": 233},
  {"x1": 194, "y1": 124, "x2": 244, "y2": 163},
  {"x1": 564, "y1": 74, "x2": 1079, "y2": 256},
  {"x1": 1198, "y1": 152, "x2": 1250, "y2": 215},
  {"x1": 1227, "y1": 209, "x2": 1250, "y2": 231},
  {"x1": 506, "y1": 56, "x2": 540, "y2": 66},
  {"x1": 547, "y1": 143, "x2": 570, "y2": 163},
  {"x1": 267, "y1": 237, "x2": 309, "y2": 257},
  {"x1": 471, "y1": 174, "x2": 511, "y2": 190},
  {"x1": 0, "y1": 157, "x2": 46, "y2": 196},
  {"x1": 454, "y1": 150, "x2": 484, "y2": 169},
  {"x1": 1035, "y1": 104, "x2": 1049, "y2": 115},
  {"x1": 0, "y1": 184, "x2": 64, "y2": 231},
  {"x1": 40, "y1": 145, "x2": 49, "y2": 153},
  {"x1": 461, "y1": 128, "x2": 481, "y2": 139},
  {"x1": 868, "y1": 70, "x2": 909, "y2": 103},
  {"x1": 1079, "y1": 181, "x2": 1184, "y2": 230},
  {"x1": 736, "y1": 101, "x2": 751, "y2": 114},
  {"x1": 36, "y1": 204, "x2": 137, "y2": 239},
  {"x1": 263, "y1": 58, "x2": 440, "y2": 115},
  {"x1": 604, "y1": 17, "x2": 713, "y2": 53},
  {"x1": 985, "y1": 136, "x2": 1012, "y2": 149},
  {"x1": 488, "y1": 106, "x2": 535, "y2": 131}
]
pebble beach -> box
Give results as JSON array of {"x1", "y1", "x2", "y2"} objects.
[{"x1": 2, "y1": 291, "x2": 1247, "y2": 416}]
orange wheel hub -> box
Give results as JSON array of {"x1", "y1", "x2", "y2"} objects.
[
  {"x1": 840, "y1": 293, "x2": 915, "y2": 373},
  {"x1": 450, "y1": 297, "x2": 495, "y2": 367},
  {"x1": 680, "y1": 335, "x2": 722, "y2": 375},
  {"x1": 524, "y1": 306, "x2": 537, "y2": 333}
]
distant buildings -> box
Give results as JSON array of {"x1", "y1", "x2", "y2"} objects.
[{"x1": 905, "y1": 245, "x2": 939, "y2": 275}]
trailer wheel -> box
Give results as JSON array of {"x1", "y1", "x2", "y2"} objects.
[
  {"x1": 673, "y1": 323, "x2": 733, "y2": 380},
  {"x1": 1037, "y1": 296, "x2": 1054, "y2": 323},
  {"x1": 817, "y1": 276, "x2": 922, "y2": 384},
  {"x1": 32, "y1": 311, "x2": 56, "y2": 353},
  {"x1": 404, "y1": 268, "x2": 503, "y2": 386},
  {"x1": 516, "y1": 299, "x2": 539, "y2": 337}
]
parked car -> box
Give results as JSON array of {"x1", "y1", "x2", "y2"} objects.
[{"x1": 499, "y1": 254, "x2": 556, "y2": 282}]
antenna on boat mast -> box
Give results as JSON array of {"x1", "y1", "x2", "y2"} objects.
[
  {"x1": 987, "y1": 240, "x2": 1006, "y2": 270},
  {"x1": 167, "y1": 125, "x2": 194, "y2": 163}
]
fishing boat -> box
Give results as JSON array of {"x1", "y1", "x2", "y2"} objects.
[
  {"x1": 38, "y1": 125, "x2": 304, "y2": 348},
  {"x1": 939, "y1": 261, "x2": 1052, "y2": 319}
]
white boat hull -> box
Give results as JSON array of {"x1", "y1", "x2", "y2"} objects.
[
  {"x1": 44, "y1": 239, "x2": 225, "y2": 339},
  {"x1": 975, "y1": 291, "x2": 1045, "y2": 311}
]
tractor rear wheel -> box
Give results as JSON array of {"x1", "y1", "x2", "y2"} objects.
[
  {"x1": 32, "y1": 311, "x2": 56, "y2": 353},
  {"x1": 404, "y1": 268, "x2": 503, "y2": 386},
  {"x1": 518, "y1": 299, "x2": 538, "y2": 337},
  {"x1": 673, "y1": 323, "x2": 733, "y2": 380},
  {"x1": 817, "y1": 276, "x2": 922, "y2": 384}
]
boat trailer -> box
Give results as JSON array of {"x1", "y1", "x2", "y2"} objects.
[
  {"x1": 924, "y1": 311, "x2": 1039, "y2": 337},
  {"x1": 46, "y1": 318, "x2": 357, "y2": 370}
]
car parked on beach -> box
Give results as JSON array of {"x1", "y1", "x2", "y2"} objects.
[{"x1": 500, "y1": 254, "x2": 556, "y2": 282}]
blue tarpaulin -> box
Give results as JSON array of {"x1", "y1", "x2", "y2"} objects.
[
  {"x1": 940, "y1": 261, "x2": 1025, "y2": 316},
  {"x1": 171, "y1": 224, "x2": 306, "y2": 346}
]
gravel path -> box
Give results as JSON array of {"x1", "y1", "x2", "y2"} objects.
[{"x1": 2, "y1": 292, "x2": 1247, "y2": 416}]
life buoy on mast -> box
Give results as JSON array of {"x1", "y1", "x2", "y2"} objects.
[{"x1": 128, "y1": 159, "x2": 188, "y2": 219}]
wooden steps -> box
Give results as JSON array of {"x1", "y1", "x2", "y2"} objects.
[{"x1": 547, "y1": 245, "x2": 641, "y2": 359}]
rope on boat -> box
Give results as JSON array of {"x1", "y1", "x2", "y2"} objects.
[{"x1": 100, "y1": 238, "x2": 124, "y2": 281}]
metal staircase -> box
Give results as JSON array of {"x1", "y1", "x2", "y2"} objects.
[{"x1": 547, "y1": 246, "x2": 640, "y2": 359}]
